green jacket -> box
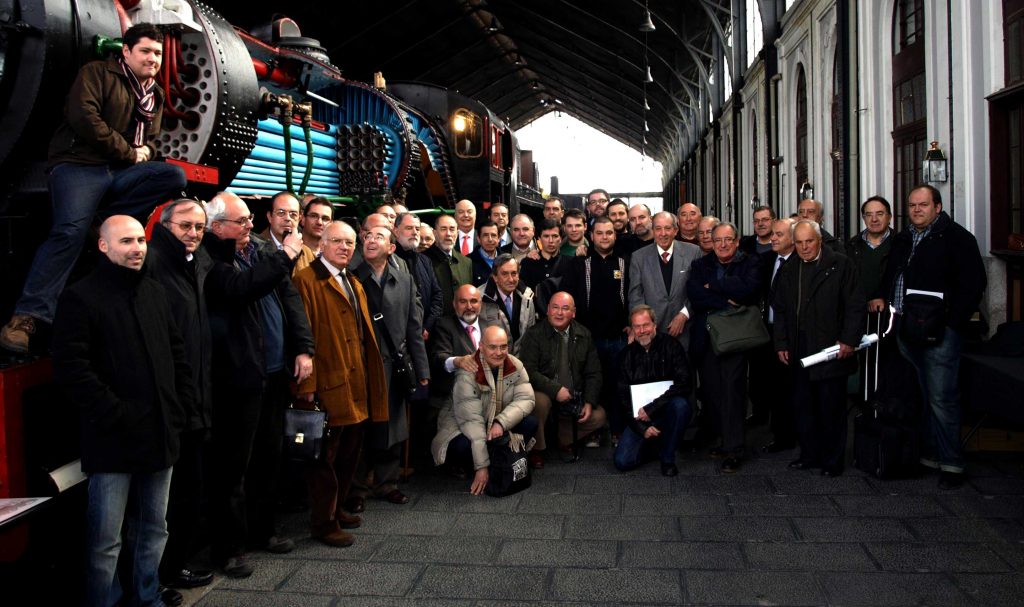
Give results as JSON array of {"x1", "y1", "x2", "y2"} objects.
[
  {"x1": 424, "y1": 245, "x2": 473, "y2": 316},
  {"x1": 48, "y1": 57, "x2": 165, "y2": 169},
  {"x1": 518, "y1": 319, "x2": 602, "y2": 406}
]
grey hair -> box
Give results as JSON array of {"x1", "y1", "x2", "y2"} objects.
[
  {"x1": 510, "y1": 213, "x2": 534, "y2": 227},
  {"x1": 160, "y1": 198, "x2": 206, "y2": 223},
  {"x1": 653, "y1": 211, "x2": 678, "y2": 229},
  {"x1": 396, "y1": 212, "x2": 419, "y2": 228},
  {"x1": 492, "y1": 253, "x2": 519, "y2": 273},
  {"x1": 629, "y1": 304, "x2": 657, "y2": 325},
  {"x1": 791, "y1": 219, "x2": 822, "y2": 238},
  {"x1": 702, "y1": 215, "x2": 721, "y2": 226},
  {"x1": 205, "y1": 193, "x2": 232, "y2": 227},
  {"x1": 712, "y1": 221, "x2": 739, "y2": 238}
]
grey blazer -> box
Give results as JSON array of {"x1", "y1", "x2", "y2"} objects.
[{"x1": 627, "y1": 240, "x2": 702, "y2": 349}]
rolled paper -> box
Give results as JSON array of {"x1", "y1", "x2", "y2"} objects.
[{"x1": 799, "y1": 333, "x2": 879, "y2": 368}]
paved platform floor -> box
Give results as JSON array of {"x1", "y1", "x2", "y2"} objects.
[{"x1": 183, "y1": 431, "x2": 1024, "y2": 607}]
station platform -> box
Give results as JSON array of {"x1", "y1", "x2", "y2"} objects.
[{"x1": 180, "y1": 428, "x2": 1024, "y2": 607}]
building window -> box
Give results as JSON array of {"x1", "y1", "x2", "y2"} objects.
[
  {"x1": 891, "y1": 1, "x2": 927, "y2": 229},
  {"x1": 831, "y1": 50, "x2": 844, "y2": 237},
  {"x1": 751, "y1": 111, "x2": 759, "y2": 203},
  {"x1": 1007, "y1": 0, "x2": 1024, "y2": 86},
  {"x1": 795, "y1": 64, "x2": 808, "y2": 202},
  {"x1": 451, "y1": 108, "x2": 483, "y2": 158}
]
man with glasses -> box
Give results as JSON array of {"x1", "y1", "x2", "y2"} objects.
[
  {"x1": 261, "y1": 191, "x2": 314, "y2": 274},
  {"x1": 740, "y1": 206, "x2": 776, "y2": 256},
  {"x1": 586, "y1": 188, "x2": 610, "y2": 231},
  {"x1": 202, "y1": 191, "x2": 314, "y2": 577},
  {"x1": 147, "y1": 199, "x2": 216, "y2": 594},
  {"x1": 686, "y1": 222, "x2": 762, "y2": 474},
  {"x1": 300, "y1": 196, "x2": 333, "y2": 266}
]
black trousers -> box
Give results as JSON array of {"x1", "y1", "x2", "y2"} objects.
[
  {"x1": 211, "y1": 370, "x2": 289, "y2": 561},
  {"x1": 700, "y1": 350, "x2": 748, "y2": 455},
  {"x1": 793, "y1": 370, "x2": 848, "y2": 471},
  {"x1": 160, "y1": 429, "x2": 208, "y2": 578}
]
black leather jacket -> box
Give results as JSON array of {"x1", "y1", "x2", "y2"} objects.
[{"x1": 616, "y1": 333, "x2": 692, "y2": 436}]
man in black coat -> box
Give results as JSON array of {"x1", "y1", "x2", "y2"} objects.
[
  {"x1": 52, "y1": 215, "x2": 194, "y2": 607},
  {"x1": 394, "y1": 212, "x2": 443, "y2": 339},
  {"x1": 877, "y1": 185, "x2": 986, "y2": 489},
  {"x1": 773, "y1": 220, "x2": 866, "y2": 476},
  {"x1": 147, "y1": 199, "x2": 216, "y2": 590},
  {"x1": 686, "y1": 222, "x2": 763, "y2": 473},
  {"x1": 202, "y1": 191, "x2": 315, "y2": 578}
]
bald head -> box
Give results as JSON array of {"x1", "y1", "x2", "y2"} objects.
[
  {"x1": 455, "y1": 199, "x2": 476, "y2": 233},
  {"x1": 480, "y1": 325, "x2": 510, "y2": 369},
  {"x1": 678, "y1": 203, "x2": 702, "y2": 237},
  {"x1": 453, "y1": 283, "x2": 482, "y2": 323},
  {"x1": 798, "y1": 198, "x2": 824, "y2": 223},
  {"x1": 99, "y1": 215, "x2": 147, "y2": 270}
]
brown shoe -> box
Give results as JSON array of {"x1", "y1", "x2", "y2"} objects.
[
  {"x1": 0, "y1": 315, "x2": 35, "y2": 353},
  {"x1": 335, "y1": 511, "x2": 362, "y2": 529},
  {"x1": 383, "y1": 489, "x2": 410, "y2": 505},
  {"x1": 313, "y1": 529, "x2": 354, "y2": 547}
]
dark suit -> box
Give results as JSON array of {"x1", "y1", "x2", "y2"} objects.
[
  {"x1": 749, "y1": 250, "x2": 797, "y2": 446},
  {"x1": 467, "y1": 247, "x2": 499, "y2": 287}
]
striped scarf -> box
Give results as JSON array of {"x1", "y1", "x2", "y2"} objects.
[{"x1": 118, "y1": 56, "x2": 157, "y2": 148}]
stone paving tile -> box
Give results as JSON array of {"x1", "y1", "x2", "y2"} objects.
[
  {"x1": 411, "y1": 564, "x2": 548, "y2": 601},
  {"x1": 335, "y1": 600, "x2": 474, "y2": 607},
  {"x1": 676, "y1": 515, "x2": 796, "y2": 542},
  {"x1": 865, "y1": 541, "x2": 1011, "y2": 572},
  {"x1": 537, "y1": 455, "x2": 627, "y2": 476},
  {"x1": 550, "y1": 568, "x2": 683, "y2": 604},
  {"x1": 969, "y1": 476, "x2": 1024, "y2": 495},
  {"x1": 495, "y1": 539, "x2": 618, "y2": 568},
  {"x1": 358, "y1": 510, "x2": 458, "y2": 536},
  {"x1": 672, "y1": 475, "x2": 773, "y2": 495},
  {"x1": 574, "y1": 474, "x2": 672, "y2": 494},
  {"x1": 986, "y1": 541, "x2": 1024, "y2": 570},
  {"x1": 527, "y1": 474, "x2": 578, "y2": 494},
  {"x1": 448, "y1": 512, "x2": 564, "y2": 539},
  {"x1": 516, "y1": 492, "x2": 622, "y2": 515},
  {"x1": 279, "y1": 561, "x2": 422, "y2": 596},
  {"x1": 770, "y1": 473, "x2": 877, "y2": 495},
  {"x1": 866, "y1": 475, "x2": 981, "y2": 495},
  {"x1": 685, "y1": 570, "x2": 824, "y2": 605},
  {"x1": 818, "y1": 571, "x2": 971, "y2": 605},
  {"x1": 195, "y1": 590, "x2": 334, "y2": 607},
  {"x1": 564, "y1": 514, "x2": 679, "y2": 540},
  {"x1": 411, "y1": 492, "x2": 523, "y2": 514},
  {"x1": 831, "y1": 494, "x2": 948, "y2": 517},
  {"x1": 936, "y1": 494, "x2": 1024, "y2": 518},
  {"x1": 744, "y1": 542, "x2": 878, "y2": 571},
  {"x1": 792, "y1": 517, "x2": 914, "y2": 542},
  {"x1": 906, "y1": 517, "x2": 1024, "y2": 542},
  {"x1": 618, "y1": 540, "x2": 745, "y2": 569},
  {"x1": 261, "y1": 534, "x2": 385, "y2": 561},
  {"x1": 954, "y1": 572, "x2": 1024, "y2": 606},
  {"x1": 622, "y1": 493, "x2": 730, "y2": 516},
  {"x1": 726, "y1": 494, "x2": 838, "y2": 517},
  {"x1": 217, "y1": 558, "x2": 302, "y2": 591},
  {"x1": 370, "y1": 535, "x2": 501, "y2": 564}
]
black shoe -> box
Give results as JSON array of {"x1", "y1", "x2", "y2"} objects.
[
  {"x1": 788, "y1": 459, "x2": 816, "y2": 470},
  {"x1": 160, "y1": 586, "x2": 184, "y2": 607},
  {"x1": 938, "y1": 471, "x2": 966, "y2": 490},
  {"x1": 762, "y1": 441, "x2": 796, "y2": 454},
  {"x1": 164, "y1": 567, "x2": 214, "y2": 589},
  {"x1": 821, "y1": 467, "x2": 843, "y2": 477},
  {"x1": 721, "y1": 457, "x2": 742, "y2": 474},
  {"x1": 660, "y1": 462, "x2": 679, "y2": 477}
]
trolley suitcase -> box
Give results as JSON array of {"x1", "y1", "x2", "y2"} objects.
[{"x1": 853, "y1": 412, "x2": 920, "y2": 479}]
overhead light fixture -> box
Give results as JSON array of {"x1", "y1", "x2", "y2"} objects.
[
  {"x1": 511, "y1": 52, "x2": 524, "y2": 66},
  {"x1": 530, "y1": 80, "x2": 542, "y2": 90},
  {"x1": 553, "y1": 98, "x2": 563, "y2": 105},
  {"x1": 644, "y1": 98, "x2": 651, "y2": 111},
  {"x1": 644, "y1": 120, "x2": 650, "y2": 132},
  {"x1": 644, "y1": 65, "x2": 653, "y2": 83},
  {"x1": 639, "y1": 8, "x2": 656, "y2": 33},
  {"x1": 486, "y1": 16, "x2": 500, "y2": 33}
]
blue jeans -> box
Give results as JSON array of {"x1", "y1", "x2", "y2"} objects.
[
  {"x1": 898, "y1": 325, "x2": 965, "y2": 473},
  {"x1": 594, "y1": 337, "x2": 627, "y2": 433},
  {"x1": 85, "y1": 467, "x2": 172, "y2": 607},
  {"x1": 614, "y1": 397, "x2": 691, "y2": 471},
  {"x1": 17, "y1": 161, "x2": 186, "y2": 323}
]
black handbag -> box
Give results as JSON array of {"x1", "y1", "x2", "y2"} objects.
[
  {"x1": 899, "y1": 293, "x2": 946, "y2": 346},
  {"x1": 283, "y1": 402, "x2": 327, "y2": 462},
  {"x1": 372, "y1": 313, "x2": 418, "y2": 395},
  {"x1": 706, "y1": 305, "x2": 770, "y2": 355},
  {"x1": 484, "y1": 434, "x2": 532, "y2": 497}
]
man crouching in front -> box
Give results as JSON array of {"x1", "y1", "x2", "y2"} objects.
[{"x1": 431, "y1": 326, "x2": 538, "y2": 495}]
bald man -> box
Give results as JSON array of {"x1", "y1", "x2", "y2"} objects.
[
  {"x1": 455, "y1": 199, "x2": 478, "y2": 255},
  {"x1": 53, "y1": 215, "x2": 195, "y2": 606},
  {"x1": 677, "y1": 202, "x2": 702, "y2": 245}
]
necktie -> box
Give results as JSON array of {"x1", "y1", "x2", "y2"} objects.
[
  {"x1": 505, "y1": 294, "x2": 514, "y2": 319},
  {"x1": 769, "y1": 256, "x2": 787, "y2": 324},
  {"x1": 557, "y1": 330, "x2": 572, "y2": 389},
  {"x1": 340, "y1": 272, "x2": 363, "y2": 339},
  {"x1": 466, "y1": 324, "x2": 477, "y2": 349},
  {"x1": 461, "y1": 235, "x2": 470, "y2": 255},
  {"x1": 661, "y1": 251, "x2": 670, "y2": 264}
]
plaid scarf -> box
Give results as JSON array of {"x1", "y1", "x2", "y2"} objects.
[
  {"x1": 475, "y1": 352, "x2": 530, "y2": 453},
  {"x1": 118, "y1": 56, "x2": 157, "y2": 147}
]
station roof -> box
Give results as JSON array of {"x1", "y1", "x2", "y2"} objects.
[{"x1": 213, "y1": 0, "x2": 731, "y2": 170}]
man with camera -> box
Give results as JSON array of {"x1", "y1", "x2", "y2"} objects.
[{"x1": 518, "y1": 292, "x2": 606, "y2": 468}]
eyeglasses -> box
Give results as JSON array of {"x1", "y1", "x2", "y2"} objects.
[
  {"x1": 166, "y1": 220, "x2": 205, "y2": 234},
  {"x1": 221, "y1": 214, "x2": 254, "y2": 226},
  {"x1": 305, "y1": 213, "x2": 332, "y2": 224},
  {"x1": 712, "y1": 237, "x2": 737, "y2": 245},
  {"x1": 325, "y1": 237, "x2": 355, "y2": 247},
  {"x1": 589, "y1": 198, "x2": 609, "y2": 204},
  {"x1": 273, "y1": 209, "x2": 300, "y2": 220},
  {"x1": 363, "y1": 233, "x2": 389, "y2": 243}
]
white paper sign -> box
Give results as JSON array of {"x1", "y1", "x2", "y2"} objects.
[{"x1": 629, "y1": 380, "x2": 674, "y2": 417}]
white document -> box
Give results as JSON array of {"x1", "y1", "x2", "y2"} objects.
[
  {"x1": 629, "y1": 381, "x2": 674, "y2": 417},
  {"x1": 906, "y1": 288, "x2": 944, "y2": 299},
  {"x1": 799, "y1": 334, "x2": 880, "y2": 368}
]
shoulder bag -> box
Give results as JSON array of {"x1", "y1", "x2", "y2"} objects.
[{"x1": 707, "y1": 304, "x2": 771, "y2": 355}]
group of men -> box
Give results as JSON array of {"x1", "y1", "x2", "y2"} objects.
[{"x1": 0, "y1": 21, "x2": 990, "y2": 607}]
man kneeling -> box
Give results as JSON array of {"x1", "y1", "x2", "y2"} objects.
[
  {"x1": 614, "y1": 305, "x2": 693, "y2": 476},
  {"x1": 431, "y1": 326, "x2": 538, "y2": 495}
]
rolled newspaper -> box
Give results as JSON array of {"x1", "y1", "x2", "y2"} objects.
[{"x1": 799, "y1": 333, "x2": 879, "y2": 368}]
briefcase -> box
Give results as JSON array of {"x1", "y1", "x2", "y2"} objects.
[
  {"x1": 707, "y1": 305, "x2": 770, "y2": 355},
  {"x1": 283, "y1": 403, "x2": 328, "y2": 462}
]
